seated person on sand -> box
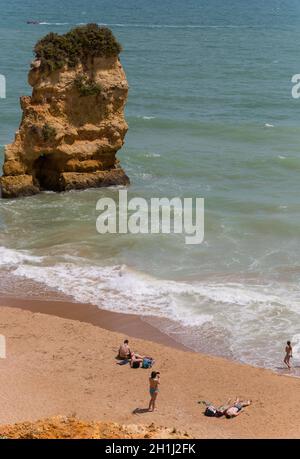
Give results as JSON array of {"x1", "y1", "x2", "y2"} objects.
[
  {"x1": 223, "y1": 398, "x2": 251, "y2": 418},
  {"x1": 130, "y1": 351, "x2": 145, "y2": 368},
  {"x1": 118, "y1": 339, "x2": 131, "y2": 360}
]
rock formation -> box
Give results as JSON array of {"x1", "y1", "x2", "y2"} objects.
[
  {"x1": 0, "y1": 416, "x2": 191, "y2": 439},
  {"x1": 0, "y1": 24, "x2": 129, "y2": 198}
]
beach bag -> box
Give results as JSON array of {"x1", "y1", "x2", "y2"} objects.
[
  {"x1": 204, "y1": 405, "x2": 217, "y2": 417},
  {"x1": 142, "y1": 357, "x2": 153, "y2": 369}
]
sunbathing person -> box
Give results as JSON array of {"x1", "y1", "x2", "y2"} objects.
[
  {"x1": 202, "y1": 399, "x2": 232, "y2": 417},
  {"x1": 130, "y1": 351, "x2": 144, "y2": 368},
  {"x1": 118, "y1": 339, "x2": 131, "y2": 359},
  {"x1": 224, "y1": 398, "x2": 251, "y2": 418}
]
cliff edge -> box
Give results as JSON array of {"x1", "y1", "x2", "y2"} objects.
[
  {"x1": 0, "y1": 24, "x2": 129, "y2": 198},
  {"x1": 0, "y1": 416, "x2": 191, "y2": 439}
]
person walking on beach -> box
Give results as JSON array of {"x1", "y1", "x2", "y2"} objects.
[
  {"x1": 284, "y1": 341, "x2": 293, "y2": 369},
  {"x1": 148, "y1": 371, "x2": 160, "y2": 412}
]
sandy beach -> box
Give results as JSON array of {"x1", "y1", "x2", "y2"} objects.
[
  {"x1": 0, "y1": 299, "x2": 299, "y2": 438},
  {"x1": 1, "y1": 0, "x2": 300, "y2": 443}
]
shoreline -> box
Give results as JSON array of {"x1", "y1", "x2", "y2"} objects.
[
  {"x1": 0, "y1": 303, "x2": 300, "y2": 438},
  {"x1": 0, "y1": 294, "x2": 297, "y2": 378},
  {"x1": 0, "y1": 295, "x2": 188, "y2": 352}
]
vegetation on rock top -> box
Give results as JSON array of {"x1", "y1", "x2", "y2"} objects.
[{"x1": 34, "y1": 24, "x2": 122, "y2": 72}]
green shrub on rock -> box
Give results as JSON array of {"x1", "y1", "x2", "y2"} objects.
[
  {"x1": 34, "y1": 24, "x2": 122, "y2": 72},
  {"x1": 42, "y1": 123, "x2": 56, "y2": 142},
  {"x1": 74, "y1": 74, "x2": 102, "y2": 97}
]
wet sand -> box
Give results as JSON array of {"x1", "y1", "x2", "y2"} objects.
[
  {"x1": 0, "y1": 296, "x2": 187, "y2": 350},
  {"x1": 0, "y1": 300, "x2": 299, "y2": 438}
]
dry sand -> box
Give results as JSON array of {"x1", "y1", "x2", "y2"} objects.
[{"x1": 0, "y1": 299, "x2": 299, "y2": 438}]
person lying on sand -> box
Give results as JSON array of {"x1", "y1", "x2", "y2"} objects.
[
  {"x1": 118, "y1": 339, "x2": 131, "y2": 359},
  {"x1": 201, "y1": 398, "x2": 251, "y2": 418},
  {"x1": 284, "y1": 340, "x2": 293, "y2": 370},
  {"x1": 201, "y1": 399, "x2": 231, "y2": 417},
  {"x1": 224, "y1": 398, "x2": 251, "y2": 418},
  {"x1": 130, "y1": 352, "x2": 145, "y2": 368},
  {"x1": 148, "y1": 371, "x2": 160, "y2": 412}
]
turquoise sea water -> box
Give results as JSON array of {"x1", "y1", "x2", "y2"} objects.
[{"x1": 1, "y1": 0, "x2": 300, "y2": 368}]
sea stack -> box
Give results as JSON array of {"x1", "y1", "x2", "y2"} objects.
[{"x1": 0, "y1": 24, "x2": 129, "y2": 198}]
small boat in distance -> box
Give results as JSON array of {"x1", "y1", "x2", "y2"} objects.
[{"x1": 26, "y1": 20, "x2": 40, "y2": 25}]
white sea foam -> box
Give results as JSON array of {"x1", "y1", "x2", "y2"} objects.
[
  {"x1": 4, "y1": 251, "x2": 297, "y2": 319},
  {"x1": 145, "y1": 153, "x2": 161, "y2": 158},
  {"x1": 1, "y1": 245, "x2": 297, "y2": 317},
  {"x1": 13, "y1": 262, "x2": 213, "y2": 326},
  {"x1": 39, "y1": 22, "x2": 69, "y2": 25},
  {"x1": 1, "y1": 245, "x2": 299, "y2": 367},
  {"x1": 0, "y1": 246, "x2": 43, "y2": 266},
  {"x1": 291, "y1": 334, "x2": 300, "y2": 362}
]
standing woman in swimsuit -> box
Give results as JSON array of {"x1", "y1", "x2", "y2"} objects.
[
  {"x1": 148, "y1": 371, "x2": 160, "y2": 412},
  {"x1": 284, "y1": 341, "x2": 293, "y2": 369}
]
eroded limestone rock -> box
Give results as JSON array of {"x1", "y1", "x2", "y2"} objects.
[{"x1": 0, "y1": 25, "x2": 129, "y2": 198}]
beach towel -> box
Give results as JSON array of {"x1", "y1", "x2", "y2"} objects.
[{"x1": 116, "y1": 359, "x2": 129, "y2": 365}]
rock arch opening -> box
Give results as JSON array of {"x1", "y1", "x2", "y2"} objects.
[{"x1": 32, "y1": 154, "x2": 61, "y2": 191}]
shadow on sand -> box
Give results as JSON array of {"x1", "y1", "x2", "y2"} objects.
[{"x1": 132, "y1": 408, "x2": 150, "y2": 415}]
